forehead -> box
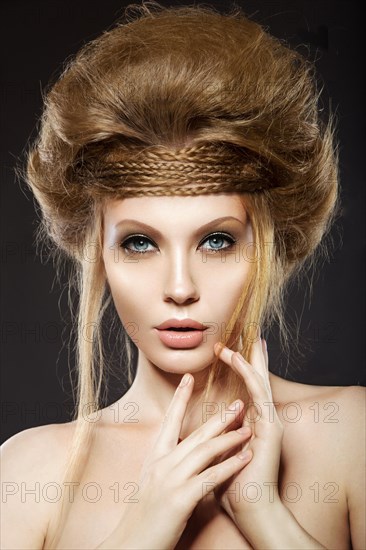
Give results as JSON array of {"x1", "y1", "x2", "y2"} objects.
[{"x1": 103, "y1": 194, "x2": 247, "y2": 225}]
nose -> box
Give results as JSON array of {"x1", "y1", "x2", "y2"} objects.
[{"x1": 163, "y1": 250, "x2": 199, "y2": 305}]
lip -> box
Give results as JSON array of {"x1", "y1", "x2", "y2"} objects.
[
  {"x1": 155, "y1": 318, "x2": 208, "y2": 330},
  {"x1": 154, "y1": 318, "x2": 209, "y2": 349},
  {"x1": 154, "y1": 327, "x2": 206, "y2": 349}
]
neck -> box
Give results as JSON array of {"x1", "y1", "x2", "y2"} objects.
[{"x1": 121, "y1": 351, "x2": 230, "y2": 437}]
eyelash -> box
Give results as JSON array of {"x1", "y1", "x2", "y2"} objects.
[{"x1": 119, "y1": 232, "x2": 237, "y2": 256}]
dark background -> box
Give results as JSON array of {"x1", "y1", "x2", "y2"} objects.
[{"x1": 1, "y1": 0, "x2": 365, "y2": 445}]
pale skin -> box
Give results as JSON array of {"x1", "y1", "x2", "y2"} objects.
[{"x1": 0, "y1": 194, "x2": 365, "y2": 549}]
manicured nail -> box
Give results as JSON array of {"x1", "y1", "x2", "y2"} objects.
[
  {"x1": 228, "y1": 399, "x2": 241, "y2": 410},
  {"x1": 214, "y1": 341, "x2": 225, "y2": 355},
  {"x1": 237, "y1": 450, "x2": 251, "y2": 461},
  {"x1": 179, "y1": 373, "x2": 191, "y2": 387},
  {"x1": 236, "y1": 426, "x2": 250, "y2": 435}
]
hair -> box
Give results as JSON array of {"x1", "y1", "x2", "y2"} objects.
[{"x1": 22, "y1": 1, "x2": 339, "y2": 546}]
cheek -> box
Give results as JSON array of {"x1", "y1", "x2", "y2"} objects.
[
  {"x1": 203, "y1": 254, "x2": 251, "y2": 293},
  {"x1": 208, "y1": 274, "x2": 248, "y2": 346},
  {"x1": 105, "y1": 261, "x2": 158, "y2": 325}
]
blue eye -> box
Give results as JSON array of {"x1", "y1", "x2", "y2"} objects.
[
  {"x1": 200, "y1": 232, "x2": 236, "y2": 253},
  {"x1": 120, "y1": 232, "x2": 236, "y2": 255},
  {"x1": 121, "y1": 235, "x2": 154, "y2": 255}
]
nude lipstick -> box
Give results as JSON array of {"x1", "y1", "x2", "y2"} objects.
[{"x1": 154, "y1": 318, "x2": 208, "y2": 349}]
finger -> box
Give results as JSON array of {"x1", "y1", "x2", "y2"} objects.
[
  {"x1": 207, "y1": 426, "x2": 254, "y2": 466},
  {"x1": 175, "y1": 425, "x2": 252, "y2": 479},
  {"x1": 249, "y1": 329, "x2": 266, "y2": 377},
  {"x1": 249, "y1": 336, "x2": 270, "y2": 392},
  {"x1": 262, "y1": 338, "x2": 267, "y2": 367},
  {"x1": 178, "y1": 398, "x2": 245, "y2": 453},
  {"x1": 216, "y1": 345, "x2": 270, "y2": 413},
  {"x1": 153, "y1": 373, "x2": 194, "y2": 456},
  {"x1": 231, "y1": 353, "x2": 279, "y2": 432},
  {"x1": 223, "y1": 405, "x2": 245, "y2": 432},
  {"x1": 190, "y1": 448, "x2": 253, "y2": 504},
  {"x1": 261, "y1": 338, "x2": 271, "y2": 392},
  {"x1": 232, "y1": 353, "x2": 269, "y2": 403}
]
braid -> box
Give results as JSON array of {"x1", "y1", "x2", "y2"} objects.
[{"x1": 71, "y1": 142, "x2": 275, "y2": 197}]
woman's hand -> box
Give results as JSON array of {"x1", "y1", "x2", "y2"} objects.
[
  {"x1": 213, "y1": 333, "x2": 284, "y2": 526},
  {"x1": 97, "y1": 373, "x2": 252, "y2": 550}
]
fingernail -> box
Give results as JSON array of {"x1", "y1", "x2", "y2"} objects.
[
  {"x1": 179, "y1": 373, "x2": 191, "y2": 387},
  {"x1": 236, "y1": 426, "x2": 250, "y2": 435},
  {"x1": 228, "y1": 399, "x2": 241, "y2": 410},
  {"x1": 237, "y1": 450, "x2": 251, "y2": 461},
  {"x1": 214, "y1": 341, "x2": 225, "y2": 355}
]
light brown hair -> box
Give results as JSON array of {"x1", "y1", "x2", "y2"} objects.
[{"x1": 23, "y1": 2, "x2": 339, "y2": 546}]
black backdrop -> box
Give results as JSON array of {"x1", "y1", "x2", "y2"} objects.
[{"x1": 1, "y1": 0, "x2": 365, "y2": 445}]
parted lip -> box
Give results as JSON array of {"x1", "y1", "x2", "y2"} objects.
[{"x1": 155, "y1": 318, "x2": 208, "y2": 330}]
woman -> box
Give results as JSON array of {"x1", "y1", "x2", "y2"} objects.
[{"x1": 1, "y1": 2, "x2": 364, "y2": 549}]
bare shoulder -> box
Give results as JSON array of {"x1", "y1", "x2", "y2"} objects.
[
  {"x1": 274, "y1": 378, "x2": 365, "y2": 548},
  {"x1": 332, "y1": 384, "x2": 366, "y2": 420},
  {"x1": 320, "y1": 383, "x2": 366, "y2": 452},
  {"x1": 271, "y1": 374, "x2": 365, "y2": 457},
  {"x1": 1, "y1": 421, "x2": 76, "y2": 480},
  {"x1": 331, "y1": 385, "x2": 366, "y2": 548},
  {"x1": 270, "y1": 371, "x2": 365, "y2": 417},
  {"x1": 1, "y1": 420, "x2": 76, "y2": 453},
  {"x1": 305, "y1": 382, "x2": 366, "y2": 428},
  {"x1": 306, "y1": 382, "x2": 365, "y2": 421},
  {"x1": 330, "y1": 384, "x2": 366, "y2": 473},
  {"x1": 0, "y1": 422, "x2": 75, "y2": 549},
  {"x1": 276, "y1": 377, "x2": 365, "y2": 476}
]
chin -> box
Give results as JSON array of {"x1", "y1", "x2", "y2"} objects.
[{"x1": 141, "y1": 346, "x2": 214, "y2": 374}]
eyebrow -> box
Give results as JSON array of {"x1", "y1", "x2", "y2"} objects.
[{"x1": 115, "y1": 216, "x2": 246, "y2": 238}]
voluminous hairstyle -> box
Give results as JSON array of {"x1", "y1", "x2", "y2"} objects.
[{"x1": 23, "y1": 2, "x2": 339, "y2": 547}]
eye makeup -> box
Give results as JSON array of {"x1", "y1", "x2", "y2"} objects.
[{"x1": 119, "y1": 231, "x2": 237, "y2": 256}]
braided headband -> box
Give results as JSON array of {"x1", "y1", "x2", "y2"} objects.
[{"x1": 71, "y1": 142, "x2": 276, "y2": 197}]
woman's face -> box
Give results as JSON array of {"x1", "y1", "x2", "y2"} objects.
[{"x1": 102, "y1": 194, "x2": 253, "y2": 376}]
